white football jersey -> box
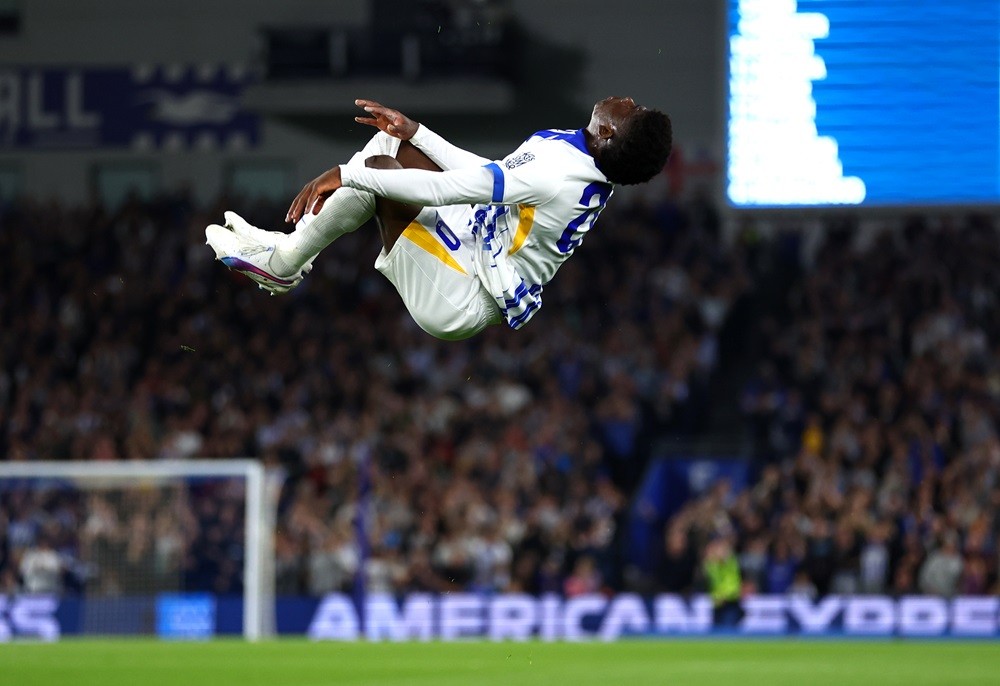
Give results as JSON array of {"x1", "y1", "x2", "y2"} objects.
[{"x1": 482, "y1": 128, "x2": 614, "y2": 288}]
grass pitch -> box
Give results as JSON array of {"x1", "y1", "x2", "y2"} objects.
[{"x1": 3, "y1": 639, "x2": 999, "y2": 685}]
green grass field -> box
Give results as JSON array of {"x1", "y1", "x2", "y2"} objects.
[{"x1": 4, "y1": 639, "x2": 1000, "y2": 686}]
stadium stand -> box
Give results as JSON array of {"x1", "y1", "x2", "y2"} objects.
[
  {"x1": 1, "y1": 191, "x2": 997, "y2": 599},
  {"x1": 669, "y1": 214, "x2": 1000, "y2": 598}
]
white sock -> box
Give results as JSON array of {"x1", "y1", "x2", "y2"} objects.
[
  {"x1": 269, "y1": 131, "x2": 401, "y2": 275},
  {"x1": 269, "y1": 187, "x2": 374, "y2": 274}
]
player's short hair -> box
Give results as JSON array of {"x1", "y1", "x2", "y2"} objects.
[{"x1": 600, "y1": 110, "x2": 672, "y2": 185}]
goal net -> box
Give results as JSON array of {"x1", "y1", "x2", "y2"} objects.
[{"x1": 0, "y1": 460, "x2": 279, "y2": 640}]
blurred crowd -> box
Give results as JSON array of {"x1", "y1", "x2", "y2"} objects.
[
  {"x1": 1, "y1": 480, "x2": 246, "y2": 596},
  {"x1": 0, "y1": 185, "x2": 745, "y2": 597},
  {"x1": 4, "y1": 188, "x2": 998, "y2": 602},
  {"x1": 664, "y1": 215, "x2": 1000, "y2": 599}
]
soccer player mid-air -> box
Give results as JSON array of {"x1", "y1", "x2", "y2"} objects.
[{"x1": 206, "y1": 97, "x2": 672, "y2": 340}]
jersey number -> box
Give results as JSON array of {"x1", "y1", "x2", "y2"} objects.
[
  {"x1": 556, "y1": 181, "x2": 612, "y2": 254},
  {"x1": 435, "y1": 219, "x2": 461, "y2": 251}
]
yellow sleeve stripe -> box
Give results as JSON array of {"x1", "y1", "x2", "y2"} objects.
[
  {"x1": 509, "y1": 205, "x2": 535, "y2": 255},
  {"x1": 401, "y1": 221, "x2": 468, "y2": 275}
]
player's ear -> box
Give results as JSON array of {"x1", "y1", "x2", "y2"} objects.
[{"x1": 597, "y1": 123, "x2": 616, "y2": 140}]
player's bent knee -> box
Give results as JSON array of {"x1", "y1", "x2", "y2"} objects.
[
  {"x1": 365, "y1": 154, "x2": 403, "y2": 170},
  {"x1": 367, "y1": 154, "x2": 424, "y2": 250}
]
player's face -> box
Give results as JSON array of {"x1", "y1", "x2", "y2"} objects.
[{"x1": 591, "y1": 96, "x2": 645, "y2": 131}]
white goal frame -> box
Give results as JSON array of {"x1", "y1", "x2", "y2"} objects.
[{"x1": 0, "y1": 459, "x2": 276, "y2": 641}]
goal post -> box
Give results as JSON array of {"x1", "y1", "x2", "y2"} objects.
[{"x1": 0, "y1": 459, "x2": 279, "y2": 641}]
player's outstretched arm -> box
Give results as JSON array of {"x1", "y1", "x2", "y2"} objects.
[
  {"x1": 285, "y1": 162, "x2": 495, "y2": 223},
  {"x1": 287, "y1": 149, "x2": 565, "y2": 223},
  {"x1": 285, "y1": 101, "x2": 421, "y2": 222},
  {"x1": 355, "y1": 99, "x2": 489, "y2": 170}
]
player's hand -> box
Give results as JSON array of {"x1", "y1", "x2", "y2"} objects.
[
  {"x1": 354, "y1": 99, "x2": 419, "y2": 140},
  {"x1": 286, "y1": 166, "x2": 342, "y2": 223}
]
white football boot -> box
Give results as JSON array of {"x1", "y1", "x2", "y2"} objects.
[{"x1": 205, "y1": 212, "x2": 314, "y2": 294}]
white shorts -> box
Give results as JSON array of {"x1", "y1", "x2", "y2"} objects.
[{"x1": 374, "y1": 204, "x2": 502, "y2": 340}]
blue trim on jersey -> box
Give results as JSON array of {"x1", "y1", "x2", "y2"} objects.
[
  {"x1": 531, "y1": 128, "x2": 590, "y2": 157},
  {"x1": 484, "y1": 162, "x2": 505, "y2": 203},
  {"x1": 503, "y1": 281, "x2": 531, "y2": 309},
  {"x1": 508, "y1": 299, "x2": 541, "y2": 329}
]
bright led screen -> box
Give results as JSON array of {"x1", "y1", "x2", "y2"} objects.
[{"x1": 727, "y1": 0, "x2": 1000, "y2": 206}]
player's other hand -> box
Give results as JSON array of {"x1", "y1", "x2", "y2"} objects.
[
  {"x1": 354, "y1": 99, "x2": 418, "y2": 140},
  {"x1": 286, "y1": 166, "x2": 342, "y2": 223}
]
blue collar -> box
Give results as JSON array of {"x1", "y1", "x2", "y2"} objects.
[{"x1": 531, "y1": 128, "x2": 591, "y2": 157}]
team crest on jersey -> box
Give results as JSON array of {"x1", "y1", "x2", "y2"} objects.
[{"x1": 504, "y1": 152, "x2": 535, "y2": 170}]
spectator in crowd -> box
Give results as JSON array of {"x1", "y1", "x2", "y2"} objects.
[
  {"x1": 564, "y1": 555, "x2": 602, "y2": 597},
  {"x1": 764, "y1": 539, "x2": 798, "y2": 595},
  {"x1": 858, "y1": 522, "x2": 891, "y2": 594},
  {"x1": 703, "y1": 537, "x2": 742, "y2": 627},
  {"x1": 658, "y1": 526, "x2": 696, "y2": 594},
  {"x1": 788, "y1": 570, "x2": 818, "y2": 600},
  {"x1": 19, "y1": 535, "x2": 63, "y2": 594},
  {"x1": 918, "y1": 532, "x2": 963, "y2": 598}
]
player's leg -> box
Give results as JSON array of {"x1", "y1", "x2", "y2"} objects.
[
  {"x1": 205, "y1": 133, "x2": 445, "y2": 294},
  {"x1": 361, "y1": 148, "x2": 440, "y2": 252},
  {"x1": 268, "y1": 139, "x2": 441, "y2": 274},
  {"x1": 395, "y1": 140, "x2": 442, "y2": 173}
]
